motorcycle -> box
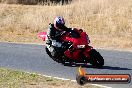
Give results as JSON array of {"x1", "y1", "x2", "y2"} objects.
[{"x1": 37, "y1": 29, "x2": 104, "y2": 68}]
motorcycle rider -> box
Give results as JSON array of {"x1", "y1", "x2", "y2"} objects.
[{"x1": 46, "y1": 16, "x2": 72, "y2": 59}]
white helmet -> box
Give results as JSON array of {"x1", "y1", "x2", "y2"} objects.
[{"x1": 54, "y1": 16, "x2": 65, "y2": 30}]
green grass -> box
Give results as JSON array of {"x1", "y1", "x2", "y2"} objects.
[{"x1": 0, "y1": 68, "x2": 101, "y2": 88}]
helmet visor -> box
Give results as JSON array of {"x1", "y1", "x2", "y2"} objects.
[{"x1": 56, "y1": 23, "x2": 65, "y2": 30}]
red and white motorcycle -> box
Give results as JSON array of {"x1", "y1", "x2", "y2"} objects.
[{"x1": 37, "y1": 29, "x2": 104, "y2": 68}]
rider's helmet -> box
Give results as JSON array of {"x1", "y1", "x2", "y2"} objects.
[{"x1": 54, "y1": 16, "x2": 65, "y2": 31}]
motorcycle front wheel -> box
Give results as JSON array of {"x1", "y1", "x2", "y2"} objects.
[{"x1": 89, "y1": 49, "x2": 104, "y2": 68}]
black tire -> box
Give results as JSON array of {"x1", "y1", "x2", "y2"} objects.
[
  {"x1": 76, "y1": 75, "x2": 86, "y2": 85},
  {"x1": 89, "y1": 49, "x2": 104, "y2": 68}
]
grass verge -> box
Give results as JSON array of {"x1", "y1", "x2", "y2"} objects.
[{"x1": 0, "y1": 68, "x2": 101, "y2": 88}]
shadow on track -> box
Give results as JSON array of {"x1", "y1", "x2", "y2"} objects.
[
  {"x1": 63, "y1": 63, "x2": 131, "y2": 70},
  {"x1": 99, "y1": 66, "x2": 131, "y2": 70}
]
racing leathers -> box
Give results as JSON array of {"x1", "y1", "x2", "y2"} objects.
[{"x1": 46, "y1": 23, "x2": 72, "y2": 58}]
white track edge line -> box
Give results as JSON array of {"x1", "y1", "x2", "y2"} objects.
[{"x1": 25, "y1": 71, "x2": 112, "y2": 88}]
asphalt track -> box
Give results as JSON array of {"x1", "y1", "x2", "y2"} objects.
[{"x1": 0, "y1": 42, "x2": 132, "y2": 88}]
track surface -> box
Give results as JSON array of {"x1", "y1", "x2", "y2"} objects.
[{"x1": 0, "y1": 42, "x2": 132, "y2": 88}]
